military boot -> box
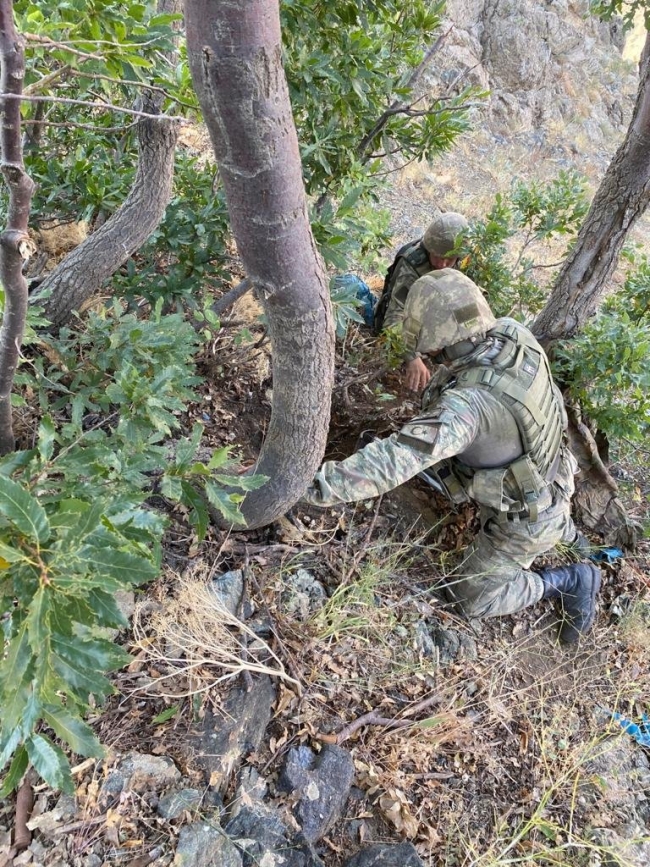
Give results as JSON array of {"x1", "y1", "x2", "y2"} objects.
[{"x1": 538, "y1": 563, "x2": 601, "y2": 644}]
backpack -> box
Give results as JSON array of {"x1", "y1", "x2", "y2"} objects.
[{"x1": 373, "y1": 238, "x2": 429, "y2": 334}]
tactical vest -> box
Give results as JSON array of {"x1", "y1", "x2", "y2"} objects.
[
  {"x1": 373, "y1": 239, "x2": 430, "y2": 333},
  {"x1": 422, "y1": 319, "x2": 566, "y2": 521}
]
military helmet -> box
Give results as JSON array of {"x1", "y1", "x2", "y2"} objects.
[
  {"x1": 401, "y1": 269, "x2": 496, "y2": 357},
  {"x1": 422, "y1": 212, "x2": 468, "y2": 257}
]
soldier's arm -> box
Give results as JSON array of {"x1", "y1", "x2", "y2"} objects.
[{"x1": 303, "y1": 393, "x2": 479, "y2": 507}]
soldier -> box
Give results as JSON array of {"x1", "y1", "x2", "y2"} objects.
[
  {"x1": 304, "y1": 270, "x2": 601, "y2": 644},
  {"x1": 374, "y1": 212, "x2": 469, "y2": 392}
]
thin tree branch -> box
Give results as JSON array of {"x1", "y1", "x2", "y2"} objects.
[
  {"x1": 211, "y1": 277, "x2": 253, "y2": 316},
  {"x1": 328, "y1": 692, "x2": 443, "y2": 744},
  {"x1": 0, "y1": 91, "x2": 185, "y2": 121}
]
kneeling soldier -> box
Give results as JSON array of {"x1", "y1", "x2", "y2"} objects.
[{"x1": 303, "y1": 270, "x2": 601, "y2": 644}]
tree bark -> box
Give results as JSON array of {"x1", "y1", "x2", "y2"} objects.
[
  {"x1": 0, "y1": 0, "x2": 35, "y2": 454},
  {"x1": 38, "y1": 91, "x2": 177, "y2": 327},
  {"x1": 533, "y1": 31, "x2": 650, "y2": 342},
  {"x1": 185, "y1": 0, "x2": 335, "y2": 529}
]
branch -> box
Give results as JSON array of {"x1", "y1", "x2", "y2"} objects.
[
  {"x1": 0, "y1": 91, "x2": 185, "y2": 121},
  {"x1": 357, "y1": 26, "x2": 454, "y2": 158},
  {"x1": 211, "y1": 277, "x2": 252, "y2": 316},
  {"x1": 324, "y1": 692, "x2": 443, "y2": 744}
]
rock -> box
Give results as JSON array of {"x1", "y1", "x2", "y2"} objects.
[
  {"x1": 278, "y1": 744, "x2": 355, "y2": 842},
  {"x1": 189, "y1": 675, "x2": 276, "y2": 792},
  {"x1": 225, "y1": 803, "x2": 324, "y2": 867},
  {"x1": 344, "y1": 842, "x2": 425, "y2": 866},
  {"x1": 173, "y1": 821, "x2": 242, "y2": 867},
  {"x1": 99, "y1": 752, "x2": 181, "y2": 805},
  {"x1": 211, "y1": 569, "x2": 246, "y2": 617},
  {"x1": 227, "y1": 767, "x2": 268, "y2": 821},
  {"x1": 280, "y1": 569, "x2": 327, "y2": 620},
  {"x1": 157, "y1": 788, "x2": 221, "y2": 820},
  {"x1": 413, "y1": 620, "x2": 477, "y2": 665}
]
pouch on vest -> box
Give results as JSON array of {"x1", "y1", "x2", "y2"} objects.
[{"x1": 427, "y1": 460, "x2": 470, "y2": 505}]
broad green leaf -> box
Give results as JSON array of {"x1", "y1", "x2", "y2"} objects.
[
  {"x1": 87, "y1": 589, "x2": 128, "y2": 629},
  {"x1": 77, "y1": 545, "x2": 157, "y2": 586},
  {"x1": 0, "y1": 746, "x2": 28, "y2": 796},
  {"x1": 26, "y1": 734, "x2": 73, "y2": 794},
  {"x1": 42, "y1": 705, "x2": 104, "y2": 758},
  {"x1": 207, "y1": 446, "x2": 232, "y2": 470},
  {"x1": 213, "y1": 473, "x2": 269, "y2": 492},
  {"x1": 52, "y1": 634, "x2": 130, "y2": 674},
  {"x1": 0, "y1": 539, "x2": 27, "y2": 563},
  {"x1": 174, "y1": 423, "x2": 203, "y2": 467},
  {"x1": 0, "y1": 725, "x2": 23, "y2": 771},
  {"x1": 0, "y1": 476, "x2": 50, "y2": 544},
  {"x1": 205, "y1": 481, "x2": 245, "y2": 526},
  {"x1": 51, "y1": 653, "x2": 116, "y2": 704},
  {"x1": 160, "y1": 474, "x2": 183, "y2": 501},
  {"x1": 180, "y1": 480, "x2": 208, "y2": 541},
  {"x1": 37, "y1": 415, "x2": 56, "y2": 461},
  {"x1": 26, "y1": 587, "x2": 51, "y2": 651},
  {"x1": 0, "y1": 625, "x2": 32, "y2": 692}
]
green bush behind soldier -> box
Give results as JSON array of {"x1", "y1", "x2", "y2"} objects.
[
  {"x1": 304, "y1": 270, "x2": 601, "y2": 644},
  {"x1": 375, "y1": 212, "x2": 469, "y2": 392}
]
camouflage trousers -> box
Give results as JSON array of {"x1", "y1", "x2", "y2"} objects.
[{"x1": 444, "y1": 489, "x2": 577, "y2": 619}]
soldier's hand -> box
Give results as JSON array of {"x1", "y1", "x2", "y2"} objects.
[{"x1": 404, "y1": 357, "x2": 430, "y2": 392}]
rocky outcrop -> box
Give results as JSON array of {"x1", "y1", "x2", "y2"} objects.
[{"x1": 426, "y1": 0, "x2": 636, "y2": 138}]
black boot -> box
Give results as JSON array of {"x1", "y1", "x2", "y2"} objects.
[{"x1": 538, "y1": 563, "x2": 601, "y2": 644}]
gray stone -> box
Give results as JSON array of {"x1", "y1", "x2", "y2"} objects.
[
  {"x1": 225, "y1": 803, "x2": 324, "y2": 867},
  {"x1": 278, "y1": 744, "x2": 355, "y2": 842},
  {"x1": 173, "y1": 821, "x2": 242, "y2": 867},
  {"x1": 189, "y1": 675, "x2": 276, "y2": 793},
  {"x1": 344, "y1": 842, "x2": 425, "y2": 867},
  {"x1": 228, "y1": 767, "x2": 268, "y2": 821},
  {"x1": 99, "y1": 752, "x2": 181, "y2": 804},
  {"x1": 211, "y1": 570, "x2": 245, "y2": 617},
  {"x1": 157, "y1": 788, "x2": 218, "y2": 820},
  {"x1": 280, "y1": 569, "x2": 327, "y2": 621},
  {"x1": 413, "y1": 620, "x2": 477, "y2": 665}
]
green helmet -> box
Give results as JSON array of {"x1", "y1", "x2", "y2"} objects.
[
  {"x1": 401, "y1": 269, "x2": 496, "y2": 358},
  {"x1": 422, "y1": 212, "x2": 468, "y2": 257}
]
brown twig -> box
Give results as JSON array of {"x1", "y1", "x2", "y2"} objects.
[
  {"x1": 211, "y1": 277, "x2": 253, "y2": 316},
  {"x1": 330, "y1": 692, "x2": 443, "y2": 744},
  {"x1": 125, "y1": 846, "x2": 165, "y2": 867}
]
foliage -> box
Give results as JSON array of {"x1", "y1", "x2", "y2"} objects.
[
  {"x1": 462, "y1": 171, "x2": 589, "y2": 318},
  {"x1": 590, "y1": 0, "x2": 650, "y2": 30},
  {"x1": 554, "y1": 252, "x2": 650, "y2": 443},
  {"x1": 115, "y1": 154, "x2": 231, "y2": 310},
  {"x1": 0, "y1": 301, "x2": 265, "y2": 793}
]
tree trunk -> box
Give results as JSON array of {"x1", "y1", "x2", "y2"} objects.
[
  {"x1": 0, "y1": 0, "x2": 35, "y2": 454},
  {"x1": 185, "y1": 0, "x2": 335, "y2": 529},
  {"x1": 533, "y1": 32, "x2": 650, "y2": 342},
  {"x1": 38, "y1": 92, "x2": 177, "y2": 328}
]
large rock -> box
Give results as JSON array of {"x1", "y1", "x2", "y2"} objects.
[
  {"x1": 344, "y1": 842, "x2": 425, "y2": 867},
  {"x1": 173, "y1": 822, "x2": 242, "y2": 867},
  {"x1": 189, "y1": 675, "x2": 276, "y2": 792},
  {"x1": 225, "y1": 802, "x2": 324, "y2": 867},
  {"x1": 278, "y1": 744, "x2": 355, "y2": 842}
]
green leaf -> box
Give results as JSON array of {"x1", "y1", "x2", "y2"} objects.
[
  {"x1": 26, "y1": 587, "x2": 52, "y2": 651},
  {"x1": 26, "y1": 734, "x2": 73, "y2": 794},
  {"x1": 37, "y1": 415, "x2": 56, "y2": 461},
  {"x1": 207, "y1": 446, "x2": 232, "y2": 470},
  {"x1": 213, "y1": 473, "x2": 269, "y2": 492},
  {"x1": 0, "y1": 625, "x2": 32, "y2": 695},
  {"x1": 52, "y1": 634, "x2": 130, "y2": 674},
  {"x1": 42, "y1": 705, "x2": 104, "y2": 758},
  {"x1": 180, "y1": 480, "x2": 208, "y2": 541},
  {"x1": 152, "y1": 704, "x2": 179, "y2": 725},
  {"x1": 87, "y1": 589, "x2": 128, "y2": 629},
  {"x1": 205, "y1": 481, "x2": 245, "y2": 526},
  {"x1": 0, "y1": 539, "x2": 28, "y2": 563},
  {"x1": 0, "y1": 476, "x2": 50, "y2": 544},
  {"x1": 0, "y1": 725, "x2": 24, "y2": 771},
  {"x1": 0, "y1": 745, "x2": 28, "y2": 796},
  {"x1": 77, "y1": 545, "x2": 157, "y2": 587},
  {"x1": 51, "y1": 653, "x2": 115, "y2": 704}
]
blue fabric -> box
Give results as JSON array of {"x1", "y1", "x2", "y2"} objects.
[
  {"x1": 589, "y1": 547, "x2": 623, "y2": 564},
  {"x1": 607, "y1": 710, "x2": 650, "y2": 747},
  {"x1": 333, "y1": 274, "x2": 376, "y2": 327}
]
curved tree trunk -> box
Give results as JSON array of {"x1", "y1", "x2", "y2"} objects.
[
  {"x1": 533, "y1": 32, "x2": 650, "y2": 341},
  {"x1": 185, "y1": 0, "x2": 335, "y2": 529},
  {"x1": 38, "y1": 92, "x2": 177, "y2": 328}
]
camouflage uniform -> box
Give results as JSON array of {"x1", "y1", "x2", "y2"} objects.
[
  {"x1": 377, "y1": 213, "x2": 469, "y2": 343},
  {"x1": 304, "y1": 270, "x2": 579, "y2": 620}
]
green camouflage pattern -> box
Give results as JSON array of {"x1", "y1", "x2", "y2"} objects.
[
  {"x1": 422, "y1": 212, "x2": 468, "y2": 256},
  {"x1": 381, "y1": 248, "x2": 433, "y2": 340},
  {"x1": 401, "y1": 270, "x2": 496, "y2": 359},
  {"x1": 302, "y1": 382, "x2": 578, "y2": 619}
]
